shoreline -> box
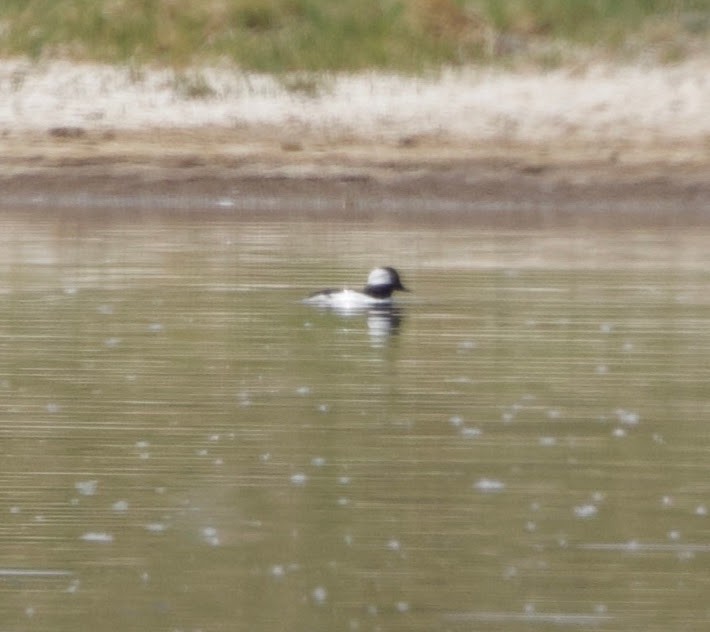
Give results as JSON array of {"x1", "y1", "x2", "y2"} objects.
[
  {"x1": 1, "y1": 59, "x2": 709, "y2": 225},
  {"x1": 2, "y1": 130, "x2": 709, "y2": 227}
]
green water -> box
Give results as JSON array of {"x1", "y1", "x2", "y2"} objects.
[{"x1": 0, "y1": 214, "x2": 708, "y2": 631}]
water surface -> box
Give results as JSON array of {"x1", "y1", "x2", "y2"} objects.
[{"x1": 0, "y1": 212, "x2": 708, "y2": 631}]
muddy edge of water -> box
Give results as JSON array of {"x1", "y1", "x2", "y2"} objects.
[{"x1": 1, "y1": 129, "x2": 709, "y2": 227}]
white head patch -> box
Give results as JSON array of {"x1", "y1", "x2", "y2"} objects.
[{"x1": 367, "y1": 267, "x2": 393, "y2": 287}]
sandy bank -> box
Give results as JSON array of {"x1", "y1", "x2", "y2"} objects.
[
  {"x1": 2, "y1": 57, "x2": 710, "y2": 143},
  {"x1": 1, "y1": 58, "x2": 709, "y2": 224}
]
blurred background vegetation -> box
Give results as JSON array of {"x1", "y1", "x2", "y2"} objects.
[{"x1": 0, "y1": 0, "x2": 708, "y2": 71}]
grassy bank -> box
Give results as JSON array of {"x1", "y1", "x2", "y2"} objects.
[{"x1": 0, "y1": 0, "x2": 708, "y2": 71}]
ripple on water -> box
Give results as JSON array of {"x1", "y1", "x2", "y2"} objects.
[
  {"x1": 80, "y1": 532, "x2": 114, "y2": 543},
  {"x1": 474, "y1": 478, "x2": 506, "y2": 493}
]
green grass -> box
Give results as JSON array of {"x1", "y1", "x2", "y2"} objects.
[{"x1": 0, "y1": 0, "x2": 707, "y2": 71}]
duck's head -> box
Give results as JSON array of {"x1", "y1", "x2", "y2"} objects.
[{"x1": 364, "y1": 267, "x2": 409, "y2": 299}]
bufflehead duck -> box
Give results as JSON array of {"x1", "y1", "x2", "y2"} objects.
[{"x1": 304, "y1": 267, "x2": 409, "y2": 309}]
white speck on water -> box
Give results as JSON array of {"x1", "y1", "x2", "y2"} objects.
[
  {"x1": 474, "y1": 478, "x2": 506, "y2": 493},
  {"x1": 103, "y1": 337, "x2": 121, "y2": 348},
  {"x1": 337, "y1": 497, "x2": 349, "y2": 506},
  {"x1": 10, "y1": 506, "x2": 20, "y2": 514},
  {"x1": 668, "y1": 530, "x2": 681, "y2": 541},
  {"x1": 25, "y1": 606, "x2": 35, "y2": 618},
  {"x1": 311, "y1": 456, "x2": 326, "y2": 467},
  {"x1": 678, "y1": 549, "x2": 696, "y2": 562},
  {"x1": 395, "y1": 601, "x2": 410, "y2": 613},
  {"x1": 503, "y1": 565, "x2": 518, "y2": 580},
  {"x1": 595, "y1": 364, "x2": 609, "y2": 374},
  {"x1": 387, "y1": 538, "x2": 401, "y2": 552},
  {"x1": 200, "y1": 526, "x2": 220, "y2": 546},
  {"x1": 208, "y1": 434, "x2": 220, "y2": 442},
  {"x1": 546, "y1": 408, "x2": 561, "y2": 419},
  {"x1": 197, "y1": 449, "x2": 208, "y2": 456},
  {"x1": 97, "y1": 304, "x2": 113, "y2": 315},
  {"x1": 135, "y1": 440, "x2": 150, "y2": 449},
  {"x1": 216, "y1": 197, "x2": 235, "y2": 208},
  {"x1": 612, "y1": 427, "x2": 626, "y2": 438},
  {"x1": 112, "y1": 500, "x2": 129, "y2": 512},
  {"x1": 66, "y1": 578, "x2": 80, "y2": 593},
  {"x1": 615, "y1": 408, "x2": 640, "y2": 425},
  {"x1": 460, "y1": 427, "x2": 482, "y2": 438},
  {"x1": 312, "y1": 586, "x2": 328, "y2": 605},
  {"x1": 525, "y1": 521, "x2": 537, "y2": 532},
  {"x1": 457, "y1": 340, "x2": 477, "y2": 352},
  {"x1": 449, "y1": 415, "x2": 463, "y2": 427},
  {"x1": 296, "y1": 386, "x2": 311, "y2": 396},
  {"x1": 290, "y1": 473, "x2": 308, "y2": 486},
  {"x1": 539, "y1": 436, "x2": 557, "y2": 446},
  {"x1": 501, "y1": 411, "x2": 515, "y2": 423},
  {"x1": 622, "y1": 341, "x2": 634, "y2": 351},
  {"x1": 75, "y1": 480, "x2": 98, "y2": 496},
  {"x1": 338, "y1": 476, "x2": 351, "y2": 485},
  {"x1": 574, "y1": 504, "x2": 598, "y2": 519},
  {"x1": 661, "y1": 495, "x2": 674, "y2": 508},
  {"x1": 46, "y1": 402, "x2": 62, "y2": 414},
  {"x1": 270, "y1": 564, "x2": 285, "y2": 578},
  {"x1": 600, "y1": 322, "x2": 614, "y2": 333},
  {"x1": 80, "y1": 532, "x2": 114, "y2": 543},
  {"x1": 260, "y1": 452, "x2": 271, "y2": 462},
  {"x1": 695, "y1": 504, "x2": 708, "y2": 516},
  {"x1": 147, "y1": 322, "x2": 164, "y2": 333},
  {"x1": 318, "y1": 403, "x2": 330, "y2": 413},
  {"x1": 145, "y1": 522, "x2": 167, "y2": 533}
]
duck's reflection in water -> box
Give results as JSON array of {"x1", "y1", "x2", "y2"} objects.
[
  {"x1": 308, "y1": 304, "x2": 405, "y2": 347},
  {"x1": 365, "y1": 306, "x2": 404, "y2": 345}
]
